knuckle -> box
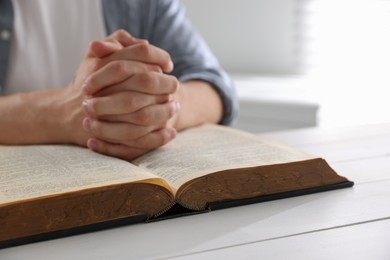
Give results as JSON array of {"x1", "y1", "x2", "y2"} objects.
[
  {"x1": 136, "y1": 73, "x2": 155, "y2": 91},
  {"x1": 116, "y1": 29, "x2": 128, "y2": 37},
  {"x1": 110, "y1": 60, "x2": 128, "y2": 75},
  {"x1": 123, "y1": 125, "x2": 139, "y2": 141},
  {"x1": 135, "y1": 43, "x2": 152, "y2": 59},
  {"x1": 91, "y1": 59, "x2": 105, "y2": 72},
  {"x1": 147, "y1": 64, "x2": 162, "y2": 73},
  {"x1": 111, "y1": 29, "x2": 129, "y2": 40},
  {"x1": 87, "y1": 74, "x2": 98, "y2": 89},
  {"x1": 123, "y1": 94, "x2": 139, "y2": 110},
  {"x1": 133, "y1": 138, "x2": 147, "y2": 149},
  {"x1": 134, "y1": 109, "x2": 152, "y2": 126},
  {"x1": 133, "y1": 133, "x2": 159, "y2": 149}
]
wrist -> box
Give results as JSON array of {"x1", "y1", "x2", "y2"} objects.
[
  {"x1": 54, "y1": 85, "x2": 89, "y2": 146},
  {"x1": 27, "y1": 88, "x2": 75, "y2": 144},
  {"x1": 168, "y1": 80, "x2": 223, "y2": 131},
  {"x1": 19, "y1": 86, "x2": 87, "y2": 146}
]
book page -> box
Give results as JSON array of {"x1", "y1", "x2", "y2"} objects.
[
  {"x1": 133, "y1": 125, "x2": 317, "y2": 190},
  {"x1": 0, "y1": 145, "x2": 157, "y2": 205}
]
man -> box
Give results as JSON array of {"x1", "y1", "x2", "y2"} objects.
[{"x1": 0, "y1": 0, "x2": 237, "y2": 160}]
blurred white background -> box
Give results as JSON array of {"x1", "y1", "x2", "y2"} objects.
[{"x1": 181, "y1": 0, "x2": 390, "y2": 132}]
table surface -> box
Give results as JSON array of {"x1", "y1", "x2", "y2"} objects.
[{"x1": 1, "y1": 123, "x2": 390, "y2": 260}]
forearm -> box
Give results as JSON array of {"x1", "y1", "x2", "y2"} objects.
[
  {"x1": 173, "y1": 80, "x2": 223, "y2": 131},
  {"x1": 0, "y1": 89, "x2": 80, "y2": 145}
]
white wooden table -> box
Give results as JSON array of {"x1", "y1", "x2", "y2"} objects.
[{"x1": 1, "y1": 123, "x2": 389, "y2": 260}]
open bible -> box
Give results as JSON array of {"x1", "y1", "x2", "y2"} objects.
[{"x1": 0, "y1": 124, "x2": 353, "y2": 248}]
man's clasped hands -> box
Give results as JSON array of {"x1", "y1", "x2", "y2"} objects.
[{"x1": 65, "y1": 30, "x2": 180, "y2": 160}]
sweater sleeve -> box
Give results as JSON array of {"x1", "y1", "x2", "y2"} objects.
[
  {"x1": 149, "y1": 0, "x2": 238, "y2": 125},
  {"x1": 0, "y1": 0, "x2": 14, "y2": 95}
]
